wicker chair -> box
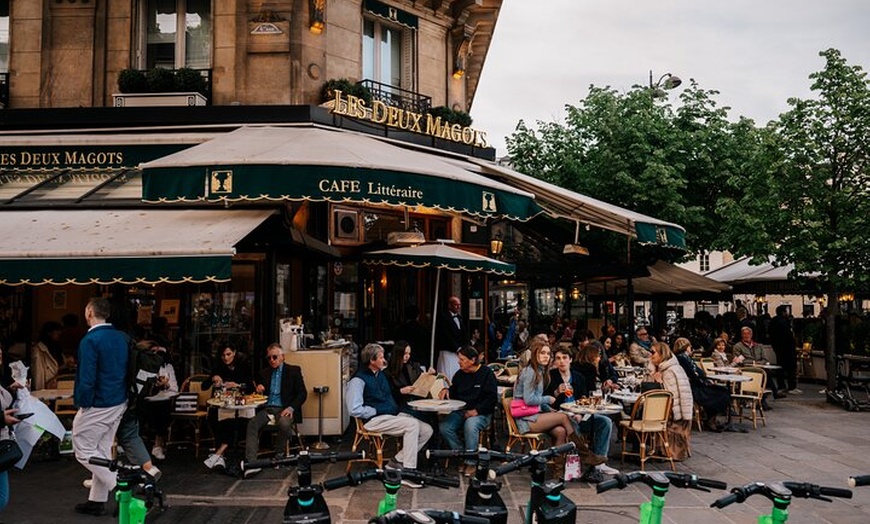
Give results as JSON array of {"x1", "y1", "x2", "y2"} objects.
[
  {"x1": 619, "y1": 389, "x2": 676, "y2": 471},
  {"x1": 501, "y1": 389, "x2": 546, "y2": 453}
]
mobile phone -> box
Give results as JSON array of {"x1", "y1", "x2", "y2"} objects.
[{"x1": 16, "y1": 413, "x2": 34, "y2": 420}]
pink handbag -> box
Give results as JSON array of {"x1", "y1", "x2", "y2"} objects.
[{"x1": 509, "y1": 398, "x2": 540, "y2": 418}]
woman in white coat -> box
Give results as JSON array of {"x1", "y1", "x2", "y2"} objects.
[{"x1": 649, "y1": 341, "x2": 693, "y2": 460}]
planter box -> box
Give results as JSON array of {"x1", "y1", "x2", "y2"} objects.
[{"x1": 113, "y1": 92, "x2": 207, "y2": 107}]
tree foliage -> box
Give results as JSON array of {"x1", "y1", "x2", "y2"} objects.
[{"x1": 505, "y1": 81, "x2": 765, "y2": 255}]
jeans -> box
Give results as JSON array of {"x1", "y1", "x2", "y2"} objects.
[
  {"x1": 245, "y1": 406, "x2": 294, "y2": 463},
  {"x1": 573, "y1": 414, "x2": 612, "y2": 457},
  {"x1": 116, "y1": 408, "x2": 151, "y2": 466},
  {"x1": 0, "y1": 470, "x2": 8, "y2": 511},
  {"x1": 439, "y1": 411, "x2": 492, "y2": 464}
]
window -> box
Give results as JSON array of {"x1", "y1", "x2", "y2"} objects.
[
  {"x1": 363, "y1": 18, "x2": 403, "y2": 87},
  {"x1": 699, "y1": 253, "x2": 710, "y2": 272},
  {"x1": 137, "y1": 0, "x2": 211, "y2": 69},
  {"x1": 0, "y1": 1, "x2": 9, "y2": 73}
]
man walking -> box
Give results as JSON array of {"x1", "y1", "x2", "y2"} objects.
[
  {"x1": 243, "y1": 344, "x2": 307, "y2": 477},
  {"x1": 770, "y1": 305, "x2": 800, "y2": 394},
  {"x1": 73, "y1": 298, "x2": 129, "y2": 516},
  {"x1": 346, "y1": 343, "x2": 433, "y2": 487},
  {"x1": 435, "y1": 296, "x2": 464, "y2": 379}
]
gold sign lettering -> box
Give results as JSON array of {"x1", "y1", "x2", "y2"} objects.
[
  {"x1": 0, "y1": 149, "x2": 126, "y2": 168},
  {"x1": 330, "y1": 96, "x2": 488, "y2": 148}
]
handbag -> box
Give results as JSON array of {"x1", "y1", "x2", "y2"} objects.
[
  {"x1": 0, "y1": 438, "x2": 23, "y2": 472},
  {"x1": 509, "y1": 398, "x2": 540, "y2": 418}
]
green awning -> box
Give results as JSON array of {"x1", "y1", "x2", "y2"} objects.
[
  {"x1": 141, "y1": 126, "x2": 541, "y2": 222},
  {"x1": 364, "y1": 243, "x2": 515, "y2": 276},
  {"x1": 0, "y1": 209, "x2": 272, "y2": 286}
]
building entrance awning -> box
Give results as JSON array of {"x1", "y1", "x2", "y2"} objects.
[
  {"x1": 0, "y1": 209, "x2": 273, "y2": 286},
  {"x1": 141, "y1": 125, "x2": 541, "y2": 221}
]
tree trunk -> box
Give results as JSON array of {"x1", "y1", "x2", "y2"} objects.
[{"x1": 825, "y1": 281, "x2": 839, "y2": 392}]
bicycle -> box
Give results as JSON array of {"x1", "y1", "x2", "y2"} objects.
[
  {"x1": 88, "y1": 457, "x2": 166, "y2": 524},
  {"x1": 848, "y1": 474, "x2": 870, "y2": 487},
  {"x1": 322, "y1": 466, "x2": 459, "y2": 517},
  {"x1": 368, "y1": 508, "x2": 491, "y2": 524},
  {"x1": 596, "y1": 471, "x2": 727, "y2": 524},
  {"x1": 491, "y1": 442, "x2": 577, "y2": 524},
  {"x1": 711, "y1": 480, "x2": 852, "y2": 523},
  {"x1": 242, "y1": 450, "x2": 364, "y2": 524},
  {"x1": 426, "y1": 447, "x2": 523, "y2": 524}
]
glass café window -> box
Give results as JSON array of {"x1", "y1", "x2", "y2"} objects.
[{"x1": 138, "y1": 0, "x2": 211, "y2": 70}]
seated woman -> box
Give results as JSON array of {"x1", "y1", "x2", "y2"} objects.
[
  {"x1": 136, "y1": 341, "x2": 179, "y2": 460},
  {"x1": 710, "y1": 337, "x2": 732, "y2": 368},
  {"x1": 31, "y1": 321, "x2": 63, "y2": 390},
  {"x1": 544, "y1": 346, "x2": 618, "y2": 478},
  {"x1": 385, "y1": 340, "x2": 436, "y2": 415},
  {"x1": 572, "y1": 342, "x2": 619, "y2": 395},
  {"x1": 513, "y1": 337, "x2": 605, "y2": 469},
  {"x1": 202, "y1": 344, "x2": 254, "y2": 470},
  {"x1": 672, "y1": 337, "x2": 730, "y2": 432},
  {"x1": 648, "y1": 342, "x2": 693, "y2": 461}
]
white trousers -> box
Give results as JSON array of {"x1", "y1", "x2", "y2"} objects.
[
  {"x1": 364, "y1": 413, "x2": 433, "y2": 469},
  {"x1": 73, "y1": 403, "x2": 126, "y2": 502}
]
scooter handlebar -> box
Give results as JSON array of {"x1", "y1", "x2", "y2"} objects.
[
  {"x1": 369, "y1": 509, "x2": 490, "y2": 524},
  {"x1": 848, "y1": 475, "x2": 870, "y2": 487},
  {"x1": 88, "y1": 457, "x2": 113, "y2": 468},
  {"x1": 244, "y1": 451, "x2": 365, "y2": 471},
  {"x1": 710, "y1": 492, "x2": 740, "y2": 509},
  {"x1": 493, "y1": 442, "x2": 576, "y2": 476}
]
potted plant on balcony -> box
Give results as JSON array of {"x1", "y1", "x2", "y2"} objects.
[
  {"x1": 428, "y1": 106, "x2": 473, "y2": 127},
  {"x1": 113, "y1": 67, "x2": 208, "y2": 107},
  {"x1": 320, "y1": 78, "x2": 373, "y2": 110}
]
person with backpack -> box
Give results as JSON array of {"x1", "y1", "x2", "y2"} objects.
[{"x1": 135, "y1": 341, "x2": 178, "y2": 460}]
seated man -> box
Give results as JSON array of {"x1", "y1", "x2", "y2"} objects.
[
  {"x1": 244, "y1": 343, "x2": 307, "y2": 477},
  {"x1": 347, "y1": 343, "x2": 433, "y2": 487},
  {"x1": 544, "y1": 346, "x2": 618, "y2": 480},
  {"x1": 628, "y1": 327, "x2": 653, "y2": 366},
  {"x1": 732, "y1": 326, "x2": 783, "y2": 399},
  {"x1": 438, "y1": 346, "x2": 498, "y2": 477}
]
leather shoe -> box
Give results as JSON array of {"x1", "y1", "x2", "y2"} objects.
[
  {"x1": 74, "y1": 501, "x2": 106, "y2": 516},
  {"x1": 579, "y1": 450, "x2": 608, "y2": 466}
]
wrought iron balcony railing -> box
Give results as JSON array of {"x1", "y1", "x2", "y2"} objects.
[
  {"x1": 357, "y1": 79, "x2": 432, "y2": 114},
  {"x1": 0, "y1": 72, "x2": 8, "y2": 108}
]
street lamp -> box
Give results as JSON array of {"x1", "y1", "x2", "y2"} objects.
[{"x1": 649, "y1": 71, "x2": 682, "y2": 98}]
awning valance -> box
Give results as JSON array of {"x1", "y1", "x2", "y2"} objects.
[
  {"x1": 0, "y1": 209, "x2": 273, "y2": 286},
  {"x1": 141, "y1": 126, "x2": 541, "y2": 222},
  {"x1": 463, "y1": 158, "x2": 687, "y2": 249}
]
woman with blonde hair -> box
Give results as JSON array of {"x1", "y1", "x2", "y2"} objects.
[
  {"x1": 673, "y1": 337, "x2": 730, "y2": 432},
  {"x1": 513, "y1": 338, "x2": 606, "y2": 467},
  {"x1": 648, "y1": 341, "x2": 693, "y2": 460}
]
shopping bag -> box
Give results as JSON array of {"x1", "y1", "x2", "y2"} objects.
[{"x1": 563, "y1": 453, "x2": 582, "y2": 482}]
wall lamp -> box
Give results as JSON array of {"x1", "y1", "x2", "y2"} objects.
[
  {"x1": 490, "y1": 233, "x2": 504, "y2": 256},
  {"x1": 309, "y1": 0, "x2": 325, "y2": 34}
]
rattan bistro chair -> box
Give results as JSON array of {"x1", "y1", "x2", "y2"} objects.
[
  {"x1": 501, "y1": 389, "x2": 546, "y2": 453},
  {"x1": 347, "y1": 417, "x2": 398, "y2": 472},
  {"x1": 732, "y1": 367, "x2": 767, "y2": 429},
  {"x1": 619, "y1": 390, "x2": 676, "y2": 471},
  {"x1": 166, "y1": 374, "x2": 213, "y2": 457}
]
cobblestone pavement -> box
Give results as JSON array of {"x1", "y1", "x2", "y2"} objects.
[{"x1": 4, "y1": 384, "x2": 869, "y2": 523}]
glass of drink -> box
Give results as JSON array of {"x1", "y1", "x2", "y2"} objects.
[{"x1": 565, "y1": 383, "x2": 574, "y2": 398}]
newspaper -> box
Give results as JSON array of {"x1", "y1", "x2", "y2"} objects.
[{"x1": 408, "y1": 373, "x2": 448, "y2": 398}]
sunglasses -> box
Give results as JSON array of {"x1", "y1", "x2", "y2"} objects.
[{"x1": 268, "y1": 355, "x2": 282, "y2": 361}]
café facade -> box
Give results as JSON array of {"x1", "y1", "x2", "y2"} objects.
[{"x1": 0, "y1": 1, "x2": 685, "y2": 412}]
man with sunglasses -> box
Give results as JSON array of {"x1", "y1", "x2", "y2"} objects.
[{"x1": 243, "y1": 344, "x2": 307, "y2": 477}]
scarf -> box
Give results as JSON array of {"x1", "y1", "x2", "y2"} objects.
[{"x1": 635, "y1": 338, "x2": 652, "y2": 350}]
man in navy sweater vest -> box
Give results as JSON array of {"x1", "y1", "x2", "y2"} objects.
[{"x1": 346, "y1": 343, "x2": 433, "y2": 486}]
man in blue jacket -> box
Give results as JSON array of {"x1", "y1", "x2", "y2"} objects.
[{"x1": 72, "y1": 298, "x2": 129, "y2": 516}]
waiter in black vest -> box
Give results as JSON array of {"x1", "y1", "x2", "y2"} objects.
[{"x1": 436, "y1": 296, "x2": 465, "y2": 379}]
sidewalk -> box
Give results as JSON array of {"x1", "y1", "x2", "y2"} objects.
[{"x1": 3, "y1": 384, "x2": 869, "y2": 523}]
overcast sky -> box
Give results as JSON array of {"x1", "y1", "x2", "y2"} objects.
[{"x1": 471, "y1": 0, "x2": 870, "y2": 156}]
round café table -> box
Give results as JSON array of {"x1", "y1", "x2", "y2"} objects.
[
  {"x1": 560, "y1": 402, "x2": 623, "y2": 416},
  {"x1": 708, "y1": 374, "x2": 753, "y2": 433},
  {"x1": 31, "y1": 389, "x2": 74, "y2": 402},
  {"x1": 407, "y1": 399, "x2": 466, "y2": 414},
  {"x1": 710, "y1": 366, "x2": 740, "y2": 374},
  {"x1": 609, "y1": 391, "x2": 640, "y2": 405}
]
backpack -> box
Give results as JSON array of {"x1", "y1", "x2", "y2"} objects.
[{"x1": 126, "y1": 340, "x2": 165, "y2": 410}]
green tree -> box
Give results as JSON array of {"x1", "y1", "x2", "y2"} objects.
[
  {"x1": 506, "y1": 81, "x2": 764, "y2": 255},
  {"x1": 719, "y1": 49, "x2": 870, "y2": 390}
]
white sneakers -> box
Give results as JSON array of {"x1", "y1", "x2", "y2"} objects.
[
  {"x1": 151, "y1": 446, "x2": 166, "y2": 460},
  {"x1": 203, "y1": 453, "x2": 226, "y2": 469},
  {"x1": 596, "y1": 463, "x2": 620, "y2": 475},
  {"x1": 789, "y1": 388, "x2": 803, "y2": 395},
  {"x1": 82, "y1": 478, "x2": 93, "y2": 489},
  {"x1": 243, "y1": 467, "x2": 262, "y2": 479},
  {"x1": 145, "y1": 465, "x2": 162, "y2": 482}
]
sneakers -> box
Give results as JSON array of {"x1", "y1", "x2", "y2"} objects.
[
  {"x1": 151, "y1": 446, "x2": 166, "y2": 460},
  {"x1": 595, "y1": 463, "x2": 620, "y2": 475},
  {"x1": 580, "y1": 467, "x2": 605, "y2": 483},
  {"x1": 400, "y1": 478, "x2": 423, "y2": 489},
  {"x1": 204, "y1": 453, "x2": 226, "y2": 469},
  {"x1": 145, "y1": 465, "x2": 162, "y2": 482},
  {"x1": 74, "y1": 500, "x2": 106, "y2": 516},
  {"x1": 243, "y1": 467, "x2": 262, "y2": 479},
  {"x1": 82, "y1": 478, "x2": 93, "y2": 489},
  {"x1": 789, "y1": 388, "x2": 803, "y2": 395}
]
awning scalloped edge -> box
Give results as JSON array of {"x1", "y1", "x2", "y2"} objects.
[
  {"x1": 0, "y1": 276, "x2": 230, "y2": 287},
  {"x1": 361, "y1": 259, "x2": 515, "y2": 276}
]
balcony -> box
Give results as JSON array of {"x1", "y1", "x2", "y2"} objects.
[
  {"x1": 358, "y1": 79, "x2": 431, "y2": 114},
  {"x1": 113, "y1": 68, "x2": 213, "y2": 107}
]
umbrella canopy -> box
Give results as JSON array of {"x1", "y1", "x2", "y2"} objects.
[
  {"x1": 363, "y1": 243, "x2": 514, "y2": 368},
  {"x1": 583, "y1": 261, "x2": 731, "y2": 297},
  {"x1": 363, "y1": 243, "x2": 515, "y2": 276}
]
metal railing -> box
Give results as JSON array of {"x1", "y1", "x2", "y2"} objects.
[
  {"x1": 0, "y1": 72, "x2": 8, "y2": 108},
  {"x1": 357, "y1": 79, "x2": 431, "y2": 114}
]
